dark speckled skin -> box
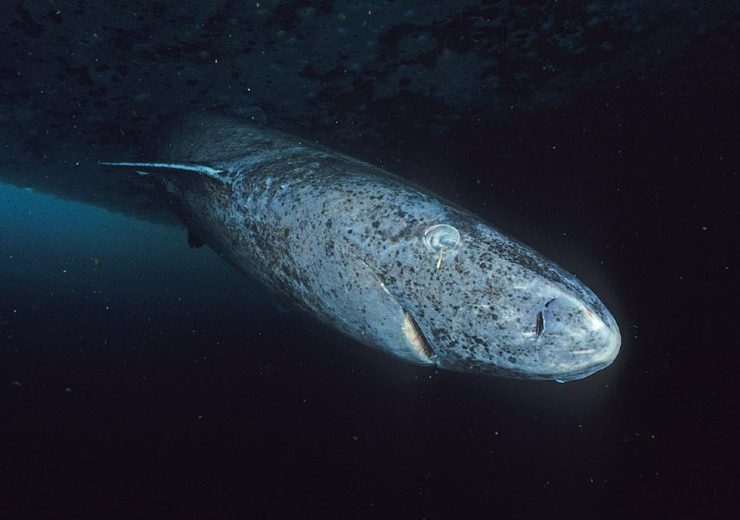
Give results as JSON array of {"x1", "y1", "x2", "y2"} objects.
[{"x1": 146, "y1": 113, "x2": 619, "y2": 381}]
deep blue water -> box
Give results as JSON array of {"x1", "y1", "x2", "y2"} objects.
[
  {"x1": 1, "y1": 1, "x2": 738, "y2": 518},
  {"x1": 1, "y1": 109, "x2": 736, "y2": 516},
  {"x1": 0, "y1": 175, "x2": 629, "y2": 517}
]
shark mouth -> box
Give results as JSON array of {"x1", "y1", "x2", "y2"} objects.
[{"x1": 402, "y1": 311, "x2": 436, "y2": 361}]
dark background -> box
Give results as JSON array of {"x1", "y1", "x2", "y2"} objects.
[{"x1": 1, "y1": 1, "x2": 738, "y2": 518}]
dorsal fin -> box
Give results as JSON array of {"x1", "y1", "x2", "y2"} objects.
[{"x1": 99, "y1": 161, "x2": 227, "y2": 182}]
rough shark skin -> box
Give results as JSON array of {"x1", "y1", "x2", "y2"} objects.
[{"x1": 107, "y1": 113, "x2": 620, "y2": 381}]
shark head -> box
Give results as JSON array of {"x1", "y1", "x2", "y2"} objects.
[{"x1": 343, "y1": 191, "x2": 621, "y2": 382}]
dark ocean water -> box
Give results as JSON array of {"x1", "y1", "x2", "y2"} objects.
[{"x1": 1, "y1": 1, "x2": 738, "y2": 518}]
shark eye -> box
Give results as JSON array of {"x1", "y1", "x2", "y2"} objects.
[{"x1": 423, "y1": 224, "x2": 460, "y2": 252}]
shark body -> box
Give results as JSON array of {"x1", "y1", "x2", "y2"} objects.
[{"x1": 104, "y1": 113, "x2": 620, "y2": 381}]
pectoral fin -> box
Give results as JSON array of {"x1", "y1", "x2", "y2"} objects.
[
  {"x1": 187, "y1": 228, "x2": 205, "y2": 249},
  {"x1": 334, "y1": 241, "x2": 437, "y2": 365}
]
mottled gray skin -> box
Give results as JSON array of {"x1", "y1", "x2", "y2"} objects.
[{"x1": 142, "y1": 113, "x2": 620, "y2": 381}]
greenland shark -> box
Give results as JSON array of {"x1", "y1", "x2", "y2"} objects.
[{"x1": 103, "y1": 113, "x2": 620, "y2": 382}]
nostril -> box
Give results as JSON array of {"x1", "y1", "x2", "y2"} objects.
[
  {"x1": 535, "y1": 311, "x2": 544, "y2": 339},
  {"x1": 535, "y1": 299, "x2": 556, "y2": 339}
]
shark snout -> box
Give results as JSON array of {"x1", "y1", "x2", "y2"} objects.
[{"x1": 536, "y1": 295, "x2": 621, "y2": 381}]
